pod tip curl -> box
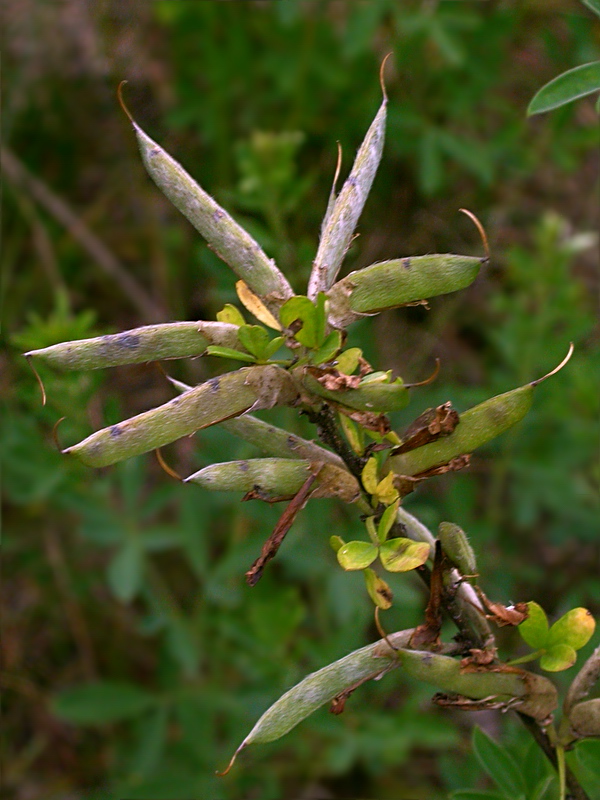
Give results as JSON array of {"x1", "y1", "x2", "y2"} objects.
[
  {"x1": 459, "y1": 208, "x2": 490, "y2": 262},
  {"x1": 405, "y1": 358, "x2": 441, "y2": 389},
  {"x1": 117, "y1": 80, "x2": 134, "y2": 124},
  {"x1": 530, "y1": 342, "x2": 574, "y2": 387},
  {"x1": 25, "y1": 354, "x2": 47, "y2": 406},
  {"x1": 379, "y1": 52, "x2": 393, "y2": 103}
]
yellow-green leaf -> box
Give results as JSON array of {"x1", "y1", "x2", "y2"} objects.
[
  {"x1": 519, "y1": 602, "x2": 549, "y2": 650},
  {"x1": 540, "y1": 644, "x2": 577, "y2": 672},
  {"x1": 337, "y1": 541, "x2": 378, "y2": 570},
  {"x1": 547, "y1": 608, "x2": 595, "y2": 651},
  {"x1": 379, "y1": 538, "x2": 430, "y2": 572}
]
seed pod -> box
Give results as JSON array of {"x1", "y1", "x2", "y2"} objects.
[
  {"x1": 64, "y1": 365, "x2": 298, "y2": 468},
  {"x1": 24, "y1": 321, "x2": 241, "y2": 371},
  {"x1": 391, "y1": 384, "x2": 533, "y2": 476},
  {"x1": 221, "y1": 627, "x2": 414, "y2": 774},
  {"x1": 438, "y1": 522, "x2": 477, "y2": 575},
  {"x1": 327, "y1": 255, "x2": 485, "y2": 328},
  {"x1": 120, "y1": 88, "x2": 293, "y2": 314},
  {"x1": 568, "y1": 698, "x2": 600, "y2": 737},
  {"x1": 186, "y1": 458, "x2": 360, "y2": 503},
  {"x1": 302, "y1": 371, "x2": 408, "y2": 413},
  {"x1": 307, "y1": 83, "x2": 387, "y2": 299},
  {"x1": 390, "y1": 345, "x2": 573, "y2": 477},
  {"x1": 393, "y1": 649, "x2": 557, "y2": 721}
]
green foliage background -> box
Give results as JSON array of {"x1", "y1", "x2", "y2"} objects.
[{"x1": 2, "y1": 1, "x2": 598, "y2": 798}]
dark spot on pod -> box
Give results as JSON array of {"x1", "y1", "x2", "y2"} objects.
[
  {"x1": 402, "y1": 258, "x2": 411, "y2": 270},
  {"x1": 238, "y1": 461, "x2": 249, "y2": 472},
  {"x1": 150, "y1": 148, "x2": 160, "y2": 157},
  {"x1": 110, "y1": 425, "x2": 123, "y2": 438},
  {"x1": 346, "y1": 176, "x2": 358, "y2": 188},
  {"x1": 116, "y1": 333, "x2": 141, "y2": 350},
  {"x1": 207, "y1": 377, "x2": 220, "y2": 393},
  {"x1": 213, "y1": 209, "x2": 225, "y2": 221}
]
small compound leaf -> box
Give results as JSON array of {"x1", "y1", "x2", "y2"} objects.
[
  {"x1": 206, "y1": 346, "x2": 256, "y2": 363},
  {"x1": 280, "y1": 296, "x2": 319, "y2": 348},
  {"x1": 379, "y1": 538, "x2": 430, "y2": 572},
  {"x1": 519, "y1": 601, "x2": 549, "y2": 649},
  {"x1": 329, "y1": 535, "x2": 345, "y2": 553},
  {"x1": 378, "y1": 499, "x2": 400, "y2": 544},
  {"x1": 546, "y1": 607, "x2": 595, "y2": 651},
  {"x1": 312, "y1": 329, "x2": 342, "y2": 365},
  {"x1": 374, "y1": 471, "x2": 399, "y2": 505},
  {"x1": 364, "y1": 568, "x2": 393, "y2": 609},
  {"x1": 361, "y1": 456, "x2": 379, "y2": 494},
  {"x1": 237, "y1": 325, "x2": 271, "y2": 358},
  {"x1": 472, "y1": 726, "x2": 527, "y2": 799},
  {"x1": 52, "y1": 681, "x2": 156, "y2": 725},
  {"x1": 236, "y1": 280, "x2": 282, "y2": 330},
  {"x1": 216, "y1": 304, "x2": 245, "y2": 326},
  {"x1": 338, "y1": 412, "x2": 363, "y2": 454},
  {"x1": 528, "y1": 61, "x2": 600, "y2": 115},
  {"x1": 336, "y1": 347, "x2": 362, "y2": 375},
  {"x1": 261, "y1": 336, "x2": 286, "y2": 361},
  {"x1": 540, "y1": 644, "x2": 577, "y2": 672},
  {"x1": 337, "y1": 541, "x2": 378, "y2": 570}
]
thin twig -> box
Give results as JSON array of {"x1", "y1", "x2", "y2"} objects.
[{"x1": 1, "y1": 145, "x2": 165, "y2": 323}]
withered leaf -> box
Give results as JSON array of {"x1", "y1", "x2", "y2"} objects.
[
  {"x1": 460, "y1": 647, "x2": 498, "y2": 668},
  {"x1": 245, "y1": 473, "x2": 317, "y2": 586},
  {"x1": 308, "y1": 366, "x2": 362, "y2": 391},
  {"x1": 340, "y1": 407, "x2": 391, "y2": 434},
  {"x1": 414, "y1": 454, "x2": 471, "y2": 479},
  {"x1": 477, "y1": 589, "x2": 530, "y2": 627},
  {"x1": 410, "y1": 541, "x2": 443, "y2": 649},
  {"x1": 394, "y1": 402, "x2": 459, "y2": 454}
]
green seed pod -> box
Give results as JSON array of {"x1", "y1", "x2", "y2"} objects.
[
  {"x1": 394, "y1": 649, "x2": 557, "y2": 721},
  {"x1": 121, "y1": 90, "x2": 293, "y2": 315},
  {"x1": 222, "y1": 627, "x2": 414, "y2": 773},
  {"x1": 24, "y1": 321, "x2": 242, "y2": 371},
  {"x1": 303, "y1": 372, "x2": 408, "y2": 413},
  {"x1": 568, "y1": 698, "x2": 600, "y2": 737},
  {"x1": 64, "y1": 365, "x2": 298, "y2": 468},
  {"x1": 327, "y1": 255, "x2": 485, "y2": 328},
  {"x1": 308, "y1": 86, "x2": 387, "y2": 299},
  {"x1": 438, "y1": 522, "x2": 477, "y2": 575},
  {"x1": 167, "y1": 376, "x2": 346, "y2": 467},
  {"x1": 391, "y1": 344, "x2": 574, "y2": 477},
  {"x1": 391, "y1": 384, "x2": 533, "y2": 476},
  {"x1": 186, "y1": 458, "x2": 360, "y2": 503}
]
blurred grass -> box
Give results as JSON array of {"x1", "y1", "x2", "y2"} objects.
[{"x1": 2, "y1": 1, "x2": 599, "y2": 799}]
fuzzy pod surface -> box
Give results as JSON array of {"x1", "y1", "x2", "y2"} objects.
[
  {"x1": 391, "y1": 384, "x2": 534, "y2": 476},
  {"x1": 130, "y1": 117, "x2": 293, "y2": 313},
  {"x1": 327, "y1": 255, "x2": 484, "y2": 328},
  {"x1": 25, "y1": 322, "x2": 242, "y2": 371},
  {"x1": 302, "y1": 372, "x2": 409, "y2": 413},
  {"x1": 186, "y1": 458, "x2": 359, "y2": 502},
  {"x1": 308, "y1": 95, "x2": 387, "y2": 299},
  {"x1": 64, "y1": 365, "x2": 298, "y2": 468}
]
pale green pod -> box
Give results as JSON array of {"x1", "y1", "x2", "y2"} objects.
[
  {"x1": 222, "y1": 415, "x2": 344, "y2": 466},
  {"x1": 568, "y1": 698, "x2": 600, "y2": 737},
  {"x1": 24, "y1": 321, "x2": 241, "y2": 371},
  {"x1": 303, "y1": 372, "x2": 409, "y2": 413},
  {"x1": 308, "y1": 96, "x2": 387, "y2": 299},
  {"x1": 438, "y1": 522, "x2": 477, "y2": 575},
  {"x1": 186, "y1": 458, "x2": 359, "y2": 502},
  {"x1": 395, "y1": 649, "x2": 557, "y2": 721},
  {"x1": 166, "y1": 376, "x2": 345, "y2": 467},
  {"x1": 129, "y1": 117, "x2": 293, "y2": 314},
  {"x1": 564, "y1": 645, "x2": 600, "y2": 714},
  {"x1": 226, "y1": 629, "x2": 414, "y2": 767},
  {"x1": 391, "y1": 385, "x2": 534, "y2": 477},
  {"x1": 327, "y1": 255, "x2": 485, "y2": 328},
  {"x1": 64, "y1": 365, "x2": 298, "y2": 468}
]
